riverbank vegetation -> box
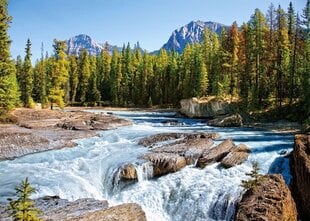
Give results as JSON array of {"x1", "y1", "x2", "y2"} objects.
[
  {"x1": 7, "y1": 178, "x2": 42, "y2": 221},
  {"x1": 0, "y1": 0, "x2": 309, "y2": 126}
]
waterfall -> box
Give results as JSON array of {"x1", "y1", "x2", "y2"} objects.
[{"x1": 0, "y1": 110, "x2": 294, "y2": 221}]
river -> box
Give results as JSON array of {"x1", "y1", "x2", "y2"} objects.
[{"x1": 0, "y1": 110, "x2": 294, "y2": 221}]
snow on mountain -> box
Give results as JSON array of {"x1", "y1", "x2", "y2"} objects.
[
  {"x1": 161, "y1": 20, "x2": 226, "y2": 53},
  {"x1": 66, "y1": 34, "x2": 119, "y2": 56}
]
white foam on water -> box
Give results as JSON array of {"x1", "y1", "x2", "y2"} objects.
[{"x1": 0, "y1": 110, "x2": 294, "y2": 221}]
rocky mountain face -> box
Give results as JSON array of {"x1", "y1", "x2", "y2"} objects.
[
  {"x1": 67, "y1": 21, "x2": 226, "y2": 56},
  {"x1": 161, "y1": 20, "x2": 226, "y2": 53},
  {"x1": 66, "y1": 34, "x2": 120, "y2": 56}
]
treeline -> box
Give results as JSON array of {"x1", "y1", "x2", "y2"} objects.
[{"x1": 0, "y1": 1, "x2": 309, "y2": 119}]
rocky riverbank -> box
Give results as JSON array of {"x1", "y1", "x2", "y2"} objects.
[
  {"x1": 0, "y1": 196, "x2": 146, "y2": 221},
  {"x1": 291, "y1": 133, "x2": 310, "y2": 220},
  {"x1": 180, "y1": 97, "x2": 301, "y2": 132},
  {"x1": 0, "y1": 108, "x2": 131, "y2": 160},
  {"x1": 236, "y1": 174, "x2": 297, "y2": 221}
]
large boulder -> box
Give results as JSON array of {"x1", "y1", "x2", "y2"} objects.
[
  {"x1": 236, "y1": 174, "x2": 297, "y2": 221},
  {"x1": 180, "y1": 97, "x2": 230, "y2": 118},
  {"x1": 152, "y1": 138, "x2": 214, "y2": 165},
  {"x1": 197, "y1": 139, "x2": 235, "y2": 168},
  {"x1": 207, "y1": 114, "x2": 243, "y2": 127},
  {"x1": 138, "y1": 132, "x2": 219, "y2": 147},
  {"x1": 291, "y1": 134, "x2": 310, "y2": 220},
  {"x1": 56, "y1": 111, "x2": 132, "y2": 131},
  {"x1": 66, "y1": 203, "x2": 147, "y2": 221},
  {"x1": 141, "y1": 153, "x2": 187, "y2": 176},
  {"x1": 220, "y1": 144, "x2": 250, "y2": 168},
  {"x1": 119, "y1": 163, "x2": 138, "y2": 181}
]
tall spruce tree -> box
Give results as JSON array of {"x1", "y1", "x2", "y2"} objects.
[
  {"x1": 48, "y1": 40, "x2": 68, "y2": 109},
  {"x1": 227, "y1": 21, "x2": 239, "y2": 99},
  {"x1": 0, "y1": 0, "x2": 20, "y2": 112},
  {"x1": 21, "y1": 39, "x2": 34, "y2": 108},
  {"x1": 32, "y1": 43, "x2": 48, "y2": 107},
  {"x1": 249, "y1": 9, "x2": 268, "y2": 107},
  {"x1": 110, "y1": 49, "x2": 121, "y2": 105},
  {"x1": 238, "y1": 23, "x2": 252, "y2": 106},
  {"x1": 97, "y1": 42, "x2": 111, "y2": 101},
  {"x1": 302, "y1": 0, "x2": 310, "y2": 116},
  {"x1": 287, "y1": 2, "x2": 297, "y2": 104},
  {"x1": 275, "y1": 5, "x2": 290, "y2": 107},
  {"x1": 77, "y1": 49, "x2": 90, "y2": 104},
  {"x1": 86, "y1": 56, "x2": 101, "y2": 104}
]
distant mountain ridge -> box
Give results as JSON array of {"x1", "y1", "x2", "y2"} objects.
[
  {"x1": 66, "y1": 34, "x2": 121, "y2": 56},
  {"x1": 161, "y1": 20, "x2": 226, "y2": 53},
  {"x1": 65, "y1": 21, "x2": 227, "y2": 56}
]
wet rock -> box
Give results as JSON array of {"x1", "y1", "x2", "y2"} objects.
[
  {"x1": 236, "y1": 174, "x2": 297, "y2": 221},
  {"x1": 161, "y1": 119, "x2": 180, "y2": 125},
  {"x1": 0, "y1": 108, "x2": 131, "y2": 160},
  {"x1": 278, "y1": 150, "x2": 287, "y2": 155},
  {"x1": 56, "y1": 112, "x2": 131, "y2": 131},
  {"x1": 180, "y1": 97, "x2": 230, "y2": 118},
  {"x1": 220, "y1": 144, "x2": 250, "y2": 168},
  {"x1": 0, "y1": 197, "x2": 109, "y2": 221},
  {"x1": 138, "y1": 132, "x2": 219, "y2": 147},
  {"x1": 291, "y1": 134, "x2": 310, "y2": 220},
  {"x1": 0, "y1": 197, "x2": 146, "y2": 221},
  {"x1": 208, "y1": 114, "x2": 243, "y2": 127},
  {"x1": 152, "y1": 138, "x2": 214, "y2": 165},
  {"x1": 67, "y1": 203, "x2": 147, "y2": 221},
  {"x1": 119, "y1": 163, "x2": 138, "y2": 181},
  {"x1": 141, "y1": 153, "x2": 187, "y2": 176},
  {"x1": 197, "y1": 139, "x2": 235, "y2": 168}
]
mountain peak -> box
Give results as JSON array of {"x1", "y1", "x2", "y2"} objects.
[
  {"x1": 162, "y1": 20, "x2": 226, "y2": 53},
  {"x1": 66, "y1": 34, "x2": 104, "y2": 56}
]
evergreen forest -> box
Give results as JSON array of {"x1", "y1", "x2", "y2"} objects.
[{"x1": 1, "y1": 0, "x2": 309, "y2": 124}]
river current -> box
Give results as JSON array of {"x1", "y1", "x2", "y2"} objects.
[{"x1": 0, "y1": 111, "x2": 293, "y2": 221}]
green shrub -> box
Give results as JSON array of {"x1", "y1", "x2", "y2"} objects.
[
  {"x1": 241, "y1": 161, "x2": 264, "y2": 191},
  {"x1": 7, "y1": 178, "x2": 42, "y2": 221}
]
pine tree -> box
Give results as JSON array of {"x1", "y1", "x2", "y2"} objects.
[
  {"x1": 15, "y1": 55, "x2": 23, "y2": 88},
  {"x1": 32, "y1": 43, "x2": 48, "y2": 108},
  {"x1": 154, "y1": 49, "x2": 168, "y2": 104},
  {"x1": 180, "y1": 44, "x2": 193, "y2": 98},
  {"x1": 21, "y1": 39, "x2": 34, "y2": 108},
  {"x1": 0, "y1": 0, "x2": 20, "y2": 112},
  {"x1": 7, "y1": 178, "x2": 42, "y2": 221},
  {"x1": 248, "y1": 9, "x2": 269, "y2": 107},
  {"x1": 227, "y1": 21, "x2": 239, "y2": 99},
  {"x1": 241, "y1": 162, "x2": 263, "y2": 190},
  {"x1": 209, "y1": 33, "x2": 220, "y2": 96},
  {"x1": 302, "y1": 0, "x2": 310, "y2": 116},
  {"x1": 266, "y1": 3, "x2": 277, "y2": 103},
  {"x1": 109, "y1": 49, "x2": 121, "y2": 105},
  {"x1": 275, "y1": 6, "x2": 290, "y2": 107},
  {"x1": 287, "y1": 2, "x2": 297, "y2": 104},
  {"x1": 86, "y1": 56, "x2": 101, "y2": 105},
  {"x1": 48, "y1": 40, "x2": 68, "y2": 109},
  {"x1": 131, "y1": 46, "x2": 142, "y2": 105},
  {"x1": 77, "y1": 49, "x2": 90, "y2": 104},
  {"x1": 218, "y1": 27, "x2": 230, "y2": 97},
  {"x1": 238, "y1": 23, "x2": 252, "y2": 106},
  {"x1": 97, "y1": 43, "x2": 111, "y2": 101},
  {"x1": 68, "y1": 55, "x2": 78, "y2": 104},
  {"x1": 121, "y1": 43, "x2": 133, "y2": 106}
]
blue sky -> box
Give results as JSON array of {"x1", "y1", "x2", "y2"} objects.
[{"x1": 8, "y1": 0, "x2": 306, "y2": 61}]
